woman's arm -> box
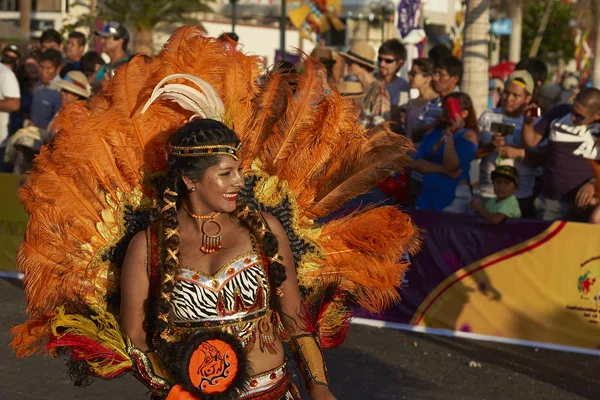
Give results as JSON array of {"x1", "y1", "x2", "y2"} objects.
[
  {"x1": 413, "y1": 158, "x2": 447, "y2": 174},
  {"x1": 120, "y1": 230, "x2": 150, "y2": 351},
  {"x1": 442, "y1": 131, "x2": 460, "y2": 172},
  {"x1": 261, "y1": 213, "x2": 336, "y2": 400}
]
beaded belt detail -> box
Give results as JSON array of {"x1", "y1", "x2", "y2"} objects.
[{"x1": 243, "y1": 363, "x2": 289, "y2": 397}]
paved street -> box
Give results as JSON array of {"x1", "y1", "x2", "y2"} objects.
[{"x1": 1, "y1": 277, "x2": 598, "y2": 400}]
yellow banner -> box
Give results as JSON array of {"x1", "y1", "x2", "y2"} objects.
[
  {"x1": 413, "y1": 221, "x2": 600, "y2": 350},
  {"x1": 0, "y1": 173, "x2": 27, "y2": 272}
]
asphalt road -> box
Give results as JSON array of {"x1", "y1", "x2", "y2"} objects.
[{"x1": 1, "y1": 277, "x2": 598, "y2": 400}]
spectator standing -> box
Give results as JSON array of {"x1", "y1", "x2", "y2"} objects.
[
  {"x1": 28, "y1": 49, "x2": 62, "y2": 130},
  {"x1": 414, "y1": 92, "x2": 479, "y2": 212},
  {"x1": 470, "y1": 165, "x2": 522, "y2": 224},
  {"x1": 477, "y1": 70, "x2": 542, "y2": 218},
  {"x1": 522, "y1": 88, "x2": 600, "y2": 221},
  {"x1": 405, "y1": 58, "x2": 441, "y2": 206},
  {"x1": 340, "y1": 42, "x2": 390, "y2": 127},
  {"x1": 310, "y1": 47, "x2": 337, "y2": 84},
  {"x1": 60, "y1": 31, "x2": 86, "y2": 78},
  {"x1": 0, "y1": 62, "x2": 20, "y2": 171},
  {"x1": 57, "y1": 71, "x2": 92, "y2": 105},
  {"x1": 9, "y1": 53, "x2": 39, "y2": 135},
  {"x1": 405, "y1": 58, "x2": 440, "y2": 140},
  {"x1": 40, "y1": 29, "x2": 63, "y2": 52},
  {"x1": 80, "y1": 51, "x2": 106, "y2": 88},
  {"x1": 377, "y1": 39, "x2": 410, "y2": 107},
  {"x1": 94, "y1": 22, "x2": 130, "y2": 83},
  {"x1": 337, "y1": 81, "x2": 365, "y2": 117},
  {"x1": 516, "y1": 57, "x2": 548, "y2": 111},
  {"x1": 2, "y1": 44, "x2": 20, "y2": 70}
]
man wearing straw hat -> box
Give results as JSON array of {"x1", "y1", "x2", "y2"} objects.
[
  {"x1": 57, "y1": 70, "x2": 92, "y2": 105},
  {"x1": 340, "y1": 42, "x2": 390, "y2": 128}
]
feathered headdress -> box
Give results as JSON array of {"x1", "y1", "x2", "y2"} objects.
[{"x1": 11, "y1": 27, "x2": 418, "y2": 368}]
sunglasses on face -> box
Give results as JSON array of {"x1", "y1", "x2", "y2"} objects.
[{"x1": 378, "y1": 57, "x2": 397, "y2": 64}]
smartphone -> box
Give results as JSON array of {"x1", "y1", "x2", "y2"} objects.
[
  {"x1": 490, "y1": 122, "x2": 516, "y2": 136},
  {"x1": 446, "y1": 97, "x2": 462, "y2": 132},
  {"x1": 529, "y1": 106, "x2": 541, "y2": 118}
]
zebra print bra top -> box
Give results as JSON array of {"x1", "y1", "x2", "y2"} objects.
[{"x1": 170, "y1": 236, "x2": 271, "y2": 341}]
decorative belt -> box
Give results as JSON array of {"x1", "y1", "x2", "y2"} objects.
[{"x1": 242, "y1": 363, "x2": 290, "y2": 399}]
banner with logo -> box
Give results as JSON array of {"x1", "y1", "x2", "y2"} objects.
[
  {"x1": 364, "y1": 209, "x2": 600, "y2": 352},
  {"x1": 0, "y1": 173, "x2": 27, "y2": 273}
]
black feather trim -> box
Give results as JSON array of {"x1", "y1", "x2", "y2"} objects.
[{"x1": 165, "y1": 330, "x2": 251, "y2": 400}]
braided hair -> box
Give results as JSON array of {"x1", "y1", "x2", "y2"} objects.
[{"x1": 152, "y1": 118, "x2": 287, "y2": 354}]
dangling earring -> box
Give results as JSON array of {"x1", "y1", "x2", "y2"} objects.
[{"x1": 189, "y1": 187, "x2": 196, "y2": 192}]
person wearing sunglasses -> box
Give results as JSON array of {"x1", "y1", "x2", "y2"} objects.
[
  {"x1": 522, "y1": 88, "x2": 600, "y2": 221},
  {"x1": 339, "y1": 42, "x2": 390, "y2": 128},
  {"x1": 376, "y1": 39, "x2": 410, "y2": 109},
  {"x1": 94, "y1": 22, "x2": 131, "y2": 84}
]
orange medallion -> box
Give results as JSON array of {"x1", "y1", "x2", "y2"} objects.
[{"x1": 188, "y1": 339, "x2": 239, "y2": 394}]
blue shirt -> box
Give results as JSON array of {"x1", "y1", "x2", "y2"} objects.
[
  {"x1": 385, "y1": 76, "x2": 410, "y2": 106},
  {"x1": 415, "y1": 127, "x2": 478, "y2": 211}
]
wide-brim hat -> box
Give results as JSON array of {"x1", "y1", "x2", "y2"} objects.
[
  {"x1": 339, "y1": 42, "x2": 377, "y2": 70},
  {"x1": 491, "y1": 165, "x2": 520, "y2": 187},
  {"x1": 310, "y1": 47, "x2": 336, "y2": 66},
  {"x1": 57, "y1": 71, "x2": 92, "y2": 99},
  {"x1": 336, "y1": 81, "x2": 365, "y2": 99}
]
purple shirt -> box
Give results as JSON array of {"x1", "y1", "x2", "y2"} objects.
[{"x1": 535, "y1": 104, "x2": 600, "y2": 201}]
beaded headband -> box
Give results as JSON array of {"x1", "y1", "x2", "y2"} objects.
[{"x1": 169, "y1": 143, "x2": 242, "y2": 160}]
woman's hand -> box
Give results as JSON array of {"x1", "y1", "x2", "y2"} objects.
[
  {"x1": 310, "y1": 385, "x2": 337, "y2": 400},
  {"x1": 450, "y1": 116, "x2": 465, "y2": 133},
  {"x1": 498, "y1": 146, "x2": 525, "y2": 160}
]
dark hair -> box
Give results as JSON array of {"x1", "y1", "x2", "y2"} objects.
[
  {"x1": 515, "y1": 58, "x2": 548, "y2": 85},
  {"x1": 39, "y1": 49, "x2": 62, "y2": 68},
  {"x1": 120, "y1": 35, "x2": 130, "y2": 52},
  {"x1": 428, "y1": 44, "x2": 451, "y2": 65},
  {"x1": 219, "y1": 32, "x2": 239, "y2": 43},
  {"x1": 1, "y1": 53, "x2": 17, "y2": 70},
  {"x1": 378, "y1": 39, "x2": 407, "y2": 63},
  {"x1": 442, "y1": 92, "x2": 480, "y2": 135},
  {"x1": 68, "y1": 31, "x2": 86, "y2": 47},
  {"x1": 412, "y1": 58, "x2": 434, "y2": 76},
  {"x1": 153, "y1": 118, "x2": 287, "y2": 351},
  {"x1": 576, "y1": 87, "x2": 600, "y2": 114},
  {"x1": 40, "y1": 29, "x2": 62, "y2": 46},
  {"x1": 436, "y1": 56, "x2": 463, "y2": 85},
  {"x1": 80, "y1": 51, "x2": 105, "y2": 74}
]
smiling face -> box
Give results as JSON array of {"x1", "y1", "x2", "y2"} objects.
[{"x1": 183, "y1": 155, "x2": 245, "y2": 214}]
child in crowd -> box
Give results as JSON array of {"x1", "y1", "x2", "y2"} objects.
[{"x1": 470, "y1": 165, "x2": 522, "y2": 224}]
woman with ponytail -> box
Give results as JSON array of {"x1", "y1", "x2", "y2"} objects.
[{"x1": 120, "y1": 118, "x2": 334, "y2": 399}]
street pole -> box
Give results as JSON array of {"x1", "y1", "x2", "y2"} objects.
[
  {"x1": 231, "y1": 0, "x2": 237, "y2": 33},
  {"x1": 508, "y1": 0, "x2": 523, "y2": 62},
  {"x1": 280, "y1": 0, "x2": 287, "y2": 62}
]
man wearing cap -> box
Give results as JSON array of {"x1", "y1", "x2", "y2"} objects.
[
  {"x1": 477, "y1": 70, "x2": 543, "y2": 218},
  {"x1": 340, "y1": 42, "x2": 390, "y2": 128},
  {"x1": 94, "y1": 22, "x2": 131, "y2": 84},
  {"x1": 2, "y1": 45, "x2": 21, "y2": 69}
]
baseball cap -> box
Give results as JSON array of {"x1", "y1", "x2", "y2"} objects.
[
  {"x1": 507, "y1": 70, "x2": 535, "y2": 95},
  {"x1": 95, "y1": 22, "x2": 129, "y2": 40},
  {"x1": 2, "y1": 44, "x2": 21, "y2": 60},
  {"x1": 491, "y1": 165, "x2": 520, "y2": 187}
]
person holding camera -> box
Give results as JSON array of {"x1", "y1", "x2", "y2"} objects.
[{"x1": 477, "y1": 70, "x2": 543, "y2": 218}]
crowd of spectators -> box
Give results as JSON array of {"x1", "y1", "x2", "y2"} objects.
[
  {"x1": 2, "y1": 28, "x2": 600, "y2": 225},
  {"x1": 0, "y1": 23, "x2": 131, "y2": 173},
  {"x1": 317, "y1": 39, "x2": 600, "y2": 225}
]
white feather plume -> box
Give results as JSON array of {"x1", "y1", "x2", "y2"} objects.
[{"x1": 140, "y1": 74, "x2": 225, "y2": 120}]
